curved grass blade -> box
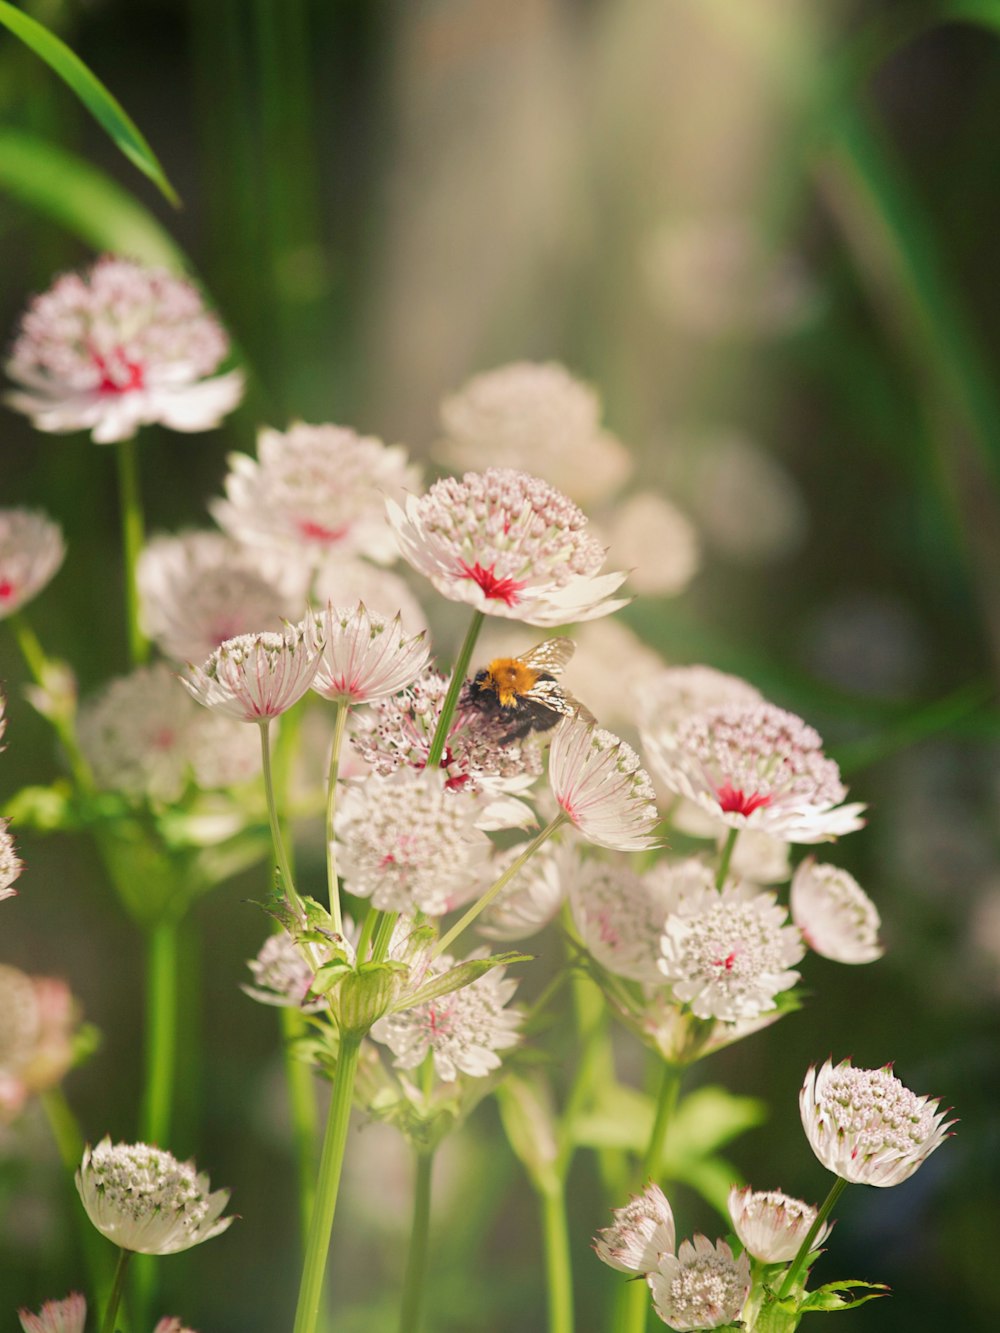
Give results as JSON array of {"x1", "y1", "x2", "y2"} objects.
[{"x1": 0, "y1": 0, "x2": 179, "y2": 205}]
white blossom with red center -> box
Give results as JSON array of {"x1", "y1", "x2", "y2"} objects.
[
  {"x1": 311, "y1": 603, "x2": 429, "y2": 705},
  {"x1": 727, "y1": 1185, "x2": 830, "y2": 1264},
  {"x1": 658, "y1": 878, "x2": 805, "y2": 1022},
  {"x1": 1, "y1": 818, "x2": 23, "y2": 901},
  {"x1": 791, "y1": 857, "x2": 884, "y2": 964},
  {"x1": 594, "y1": 1182, "x2": 676, "y2": 1275},
  {"x1": 182, "y1": 615, "x2": 323, "y2": 723},
  {"x1": 0, "y1": 509, "x2": 65, "y2": 621},
  {"x1": 646, "y1": 1235, "x2": 750, "y2": 1331},
  {"x1": 371, "y1": 949, "x2": 520, "y2": 1081},
  {"x1": 6, "y1": 256, "x2": 243, "y2": 443},
  {"x1": 0, "y1": 966, "x2": 78, "y2": 1121},
  {"x1": 18, "y1": 1292, "x2": 87, "y2": 1333},
  {"x1": 548, "y1": 721, "x2": 660, "y2": 852},
  {"x1": 212, "y1": 422, "x2": 419, "y2": 565},
  {"x1": 388, "y1": 467, "x2": 629, "y2": 624},
  {"x1": 643, "y1": 701, "x2": 866, "y2": 844},
  {"x1": 800, "y1": 1058, "x2": 955, "y2": 1188}
]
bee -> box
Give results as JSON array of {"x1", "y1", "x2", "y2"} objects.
[{"x1": 464, "y1": 637, "x2": 595, "y2": 743}]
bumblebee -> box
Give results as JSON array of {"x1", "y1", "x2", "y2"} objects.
[{"x1": 465, "y1": 637, "x2": 594, "y2": 743}]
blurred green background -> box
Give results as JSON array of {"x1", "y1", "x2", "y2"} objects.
[{"x1": 2, "y1": 0, "x2": 999, "y2": 1329}]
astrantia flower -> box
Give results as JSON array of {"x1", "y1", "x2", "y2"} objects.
[
  {"x1": 388, "y1": 467, "x2": 628, "y2": 625},
  {"x1": 659, "y1": 878, "x2": 805, "y2": 1022},
  {"x1": 478, "y1": 841, "x2": 575, "y2": 941},
  {"x1": 646, "y1": 1236, "x2": 750, "y2": 1331},
  {"x1": 571, "y1": 861, "x2": 681, "y2": 984},
  {"x1": 800, "y1": 1058, "x2": 954, "y2": 1187},
  {"x1": 727, "y1": 1185, "x2": 830, "y2": 1263},
  {"x1": 594, "y1": 1183, "x2": 675, "y2": 1274},
  {"x1": 311, "y1": 603, "x2": 429, "y2": 705},
  {"x1": 212, "y1": 422, "x2": 419, "y2": 564},
  {"x1": 726, "y1": 829, "x2": 791, "y2": 886},
  {"x1": 313, "y1": 555, "x2": 428, "y2": 633},
  {"x1": 0, "y1": 967, "x2": 79, "y2": 1120},
  {"x1": 436, "y1": 361, "x2": 632, "y2": 506},
  {"x1": 791, "y1": 858, "x2": 883, "y2": 964},
  {"x1": 1, "y1": 819, "x2": 22, "y2": 900},
  {"x1": 154, "y1": 1321, "x2": 198, "y2": 1333},
  {"x1": 601, "y1": 491, "x2": 699, "y2": 598},
  {"x1": 0, "y1": 509, "x2": 65, "y2": 619},
  {"x1": 18, "y1": 1293, "x2": 86, "y2": 1333},
  {"x1": 182, "y1": 616, "x2": 323, "y2": 722},
  {"x1": 7, "y1": 256, "x2": 243, "y2": 442},
  {"x1": 75, "y1": 1137, "x2": 234, "y2": 1254},
  {"x1": 371, "y1": 950, "x2": 520, "y2": 1081},
  {"x1": 242, "y1": 931, "x2": 326, "y2": 1013},
  {"x1": 644, "y1": 701, "x2": 865, "y2": 844},
  {"x1": 549, "y1": 721, "x2": 660, "y2": 851}
]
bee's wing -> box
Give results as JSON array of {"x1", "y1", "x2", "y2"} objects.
[
  {"x1": 525, "y1": 678, "x2": 596, "y2": 726},
  {"x1": 519, "y1": 637, "x2": 576, "y2": 676}
]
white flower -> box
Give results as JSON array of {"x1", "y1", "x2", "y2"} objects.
[
  {"x1": 477, "y1": 841, "x2": 574, "y2": 941},
  {"x1": 6, "y1": 256, "x2": 242, "y2": 442},
  {"x1": 791, "y1": 858, "x2": 883, "y2": 964},
  {"x1": 600, "y1": 492, "x2": 699, "y2": 598},
  {"x1": 646, "y1": 1235, "x2": 751, "y2": 1331},
  {"x1": 800, "y1": 1058, "x2": 954, "y2": 1187},
  {"x1": 548, "y1": 721, "x2": 660, "y2": 851},
  {"x1": 643, "y1": 701, "x2": 866, "y2": 844},
  {"x1": 18, "y1": 1293, "x2": 86, "y2": 1333},
  {"x1": 571, "y1": 860, "x2": 682, "y2": 984},
  {"x1": 312, "y1": 603, "x2": 429, "y2": 705},
  {"x1": 242, "y1": 931, "x2": 326, "y2": 1013},
  {"x1": 182, "y1": 616, "x2": 323, "y2": 722},
  {"x1": 154, "y1": 1321, "x2": 198, "y2": 1333},
  {"x1": 1, "y1": 819, "x2": 22, "y2": 900},
  {"x1": 594, "y1": 1182, "x2": 675, "y2": 1274},
  {"x1": 727, "y1": 1185, "x2": 830, "y2": 1263},
  {"x1": 637, "y1": 664, "x2": 762, "y2": 755},
  {"x1": 312, "y1": 555, "x2": 428, "y2": 633},
  {"x1": 659, "y1": 878, "x2": 804, "y2": 1022},
  {"x1": 388, "y1": 468, "x2": 629, "y2": 625},
  {"x1": 0, "y1": 509, "x2": 65, "y2": 620},
  {"x1": 0, "y1": 966, "x2": 78, "y2": 1121},
  {"x1": 371, "y1": 950, "x2": 520, "y2": 1081},
  {"x1": 75, "y1": 1137, "x2": 234, "y2": 1254},
  {"x1": 212, "y1": 422, "x2": 419, "y2": 565},
  {"x1": 436, "y1": 361, "x2": 632, "y2": 506}
]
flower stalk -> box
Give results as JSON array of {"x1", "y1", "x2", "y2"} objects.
[
  {"x1": 100, "y1": 1248, "x2": 133, "y2": 1333},
  {"x1": 324, "y1": 700, "x2": 348, "y2": 930},
  {"x1": 777, "y1": 1176, "x2": 848, "y2": 1300},
  {"x1": 259, "y1": 719, "x2": 300, "y2": 906},
  {"x1": 425, "y1": 609, "x2": 484, "y2": 767},
  {"x1": 396, "y1": 1149, "x2": 436, "y2": 1333},
  {"x1": 116, "y1": 437, "x2": 149, "y2": 667}
]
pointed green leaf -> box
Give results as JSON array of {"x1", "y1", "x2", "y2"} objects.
[
  {"x1": 799, "y1": 1280, "x2": 889, "y2": 1313},
  {"x1": 395, "y1": 952, "x2": 530, "y2": 1013}
]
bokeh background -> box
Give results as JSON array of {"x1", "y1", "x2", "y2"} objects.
[{"x1": 2, "y1": 1, "x2": 999, "y2": 1329}]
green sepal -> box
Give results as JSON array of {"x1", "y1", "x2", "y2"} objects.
[
  {"x1": 796, "y1": 1280, "x2": 890, "y2": 1314},
  {"x1": 393, "y1": 951, "x2": 530, "y2": 1014}
]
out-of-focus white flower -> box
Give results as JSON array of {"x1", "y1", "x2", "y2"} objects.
[
  {"x1": 0, "y1": 967, "x2": 79, "y2": 1121},
  {"x1": 800, "y1": 1058, "x2": 954, "y2": 1187},
  {"x1": 242, "y1": 932, "x2": 327, "y2": 1013},
  {"x1": 154, "y1": 1321, "x2": 198, "y2": 1333},
  {"x1": 647, "y1": 1235, "x2": 751, "y2": 1331},
  {"x1": 644, "y1": 701, "x2": 865, "y2": 844},
  {"x1": 571, "y1": 861, "x2": 679, "y2": 984},
  {"x1": 599, "y1": 492, "x2": 699, "y2": 598},
  {"x1": 637, "y1": 665, "x2": 762, "y2": 750},
  {"x1": 436, "y1": 361, "x2": 633, "y2": 506},
  {"x1": 549, "y1": 722, "x2": 659, "y2": 851},
  {"x1": 659, "y1": 878, "x2": 804, "y2": 1022},
  {"x1": 478, "y1": 841, "x2": 575, "y2": 941},
  {"x1": 791, "y1": 858, "x2": 883, "y2": 964},
  {"x1": 1, "y1": 819, "x2": 22, "y2": 901},
  {"x1": 312, "y1": 603, "x2": 429, "y2": 706},
  {"x1": 389, "y1": 468, "x2": 629, "y2": 625},
  {"x1": 726, "y1": 829, "x2": 791, "y2": 885},
  {"x1": 313, "y1": 555, "x2": 428, "y2": 634},
  {"x1": 371, "y1": 950, "x2": 520, "y2": 1081},
  {"x1": 18, "y1": 1292, "x2": 86, "y2": 1333},
  {"x1": 182, "y1": 617, "x2": 323, "y2": 723},
  {"x1": 6, "y1": 256, "x2": 242, "y2": 443},
  {"x1": 75, "y1": 1137, "x2": 234, "y2": 1254},
  {"x1": 0, "y1": 510, "x2": 65, "y2": 620},
  {"x1": 727, "y1": 1185, "x2": 830, "y2": 1264},
  {"x1": 594, "y1": 1182, "x2": 675, "y2": 1274},
  {"x1": 212, "y1": 423, "x2": 419, "y2": 565}
]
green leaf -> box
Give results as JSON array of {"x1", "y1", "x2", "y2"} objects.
[
  {"x1": 798, "y1": 1280, "x2": 889, "y2": 1314},
  {"x1": 0, "y1": 1, "x2": 179, "y2": 204},
  {"x1": 396, "y1": 952, "x2": 531, "y2": 1013},
  {"x1": 569, "y1": 1080, "x2": 654, "y2": 1152},
  {"x1": 663, "y1": 1085, "x2": 769, "y2": 1158}
]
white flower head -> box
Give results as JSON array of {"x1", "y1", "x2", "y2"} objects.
[
  {"x1": 791, "y1": 859, "x2": 883, "y2": 964},
  {"x1": 313, "y1": 555, "x2": 428, "y2": 633},
  {"x1": 549, "y1": 721, "x2": 660, "y2": 851},
  {"x1": 436, "y1": 361, "x2": 633, "y2": 506},
  {"x1": 75, "y1": 1137, "x2": 234, "y2": 1254},
  {"x1": 0, "y1": 966, "x2": 78, "y2": 1120},
  {"x1": 638, "y1": 664, "x2": 762, "y2": 759},
  {"x1": 571, "y1": 860, "x2": 684, "y2": 984},
  {"x1": 0, "y1": 509, "x2": 65, "y2": 620},
  {"x1": 659, "y1": 878, "x2": 805, "y2": 1022},
  {"x1": 212, "y1": 422, "x2": 420, "y2": 565},
  {"x1": 601, "y1": 491, "x2": 699, "y2": 598},
  {"x1": 18, "y1": 1293, "x2": 86, "y2": 1333},
  {"x1": 242, "y1": 931, "x2": 327, "y2": 1013},
  {"x1": 388, "y1": 467, "x2": 629, "y2": 625},
  {"x1": 594, "y1": 1182, "x2": 675, "y2": 1274},
  {"x1": 800, "y1": 1058, "x2": 955, "y2": 1187},
  {"x1": 727, "y1": 1185, "x2": 830, "y2": 1263},
  {"x1": 646, "y1": 1235, "x2": 751, "y2": 1331},
  {"x1": 371, "y1": 950, "x2": 520, "y2": 1081},
  {"x1": 478, "y1": 840, "x2": 575, "y2": 941},
  {"x1": 1, "y1": 818, "x2": 23, "y2": 900},
  {"x1": 312, "y1": 603, "x2": 429, "y2": 705},
  {"x1": 7, "y1": 256, "x2": 243, "y2": 442},
  {"x1": 182, "y1": 615, "x2": 323, "y2": 722},
  {"x1": 644, "y1": 701, "x2": 866, "y2": 844}
]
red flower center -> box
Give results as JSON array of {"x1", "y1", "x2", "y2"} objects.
[
  {"x1": 93, "y1": 349, "x2": 145, "y2": 395},
  {"x1": 716, "y1": 782, "x2": 772, "y2": 817},
  {"x1": 0, "y1": 579, "x2": 15, "y2": 601},
  {"x1": 297, "y1": 518, "x2": 349, "y2": 544},
  {"x1": 457, "y1": 560, "x2": 526, "y2": 606}
]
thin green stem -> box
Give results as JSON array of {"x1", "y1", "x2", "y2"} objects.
[
  {"x1": 355, "y1": 907, "x2": 377, "y2": 962},
  {"x1": 259, "y1": 720, "x2": 300, "y2": 907},
  {"x1": 777, "y1": 1176, "x2": 849, "y2": 1300},
  {"x1": 140, "y1": 918, "x2": 179, "y2": 1145},
  {"x1": 9, "y1": 610, "x2": 93, "y2": 789},
  {"x1": 540, "y1": 1181, "x2": 574, "y2": 1333},
  {"x1": 371, "y1": 910, "x2": 400, "y2": 964},
  {"x1": 426, "y1": 610, "x2": 484, "y2": 768},
  {"x1": 100, "y1": 1248, "x2": 133, "y2": 1333},
  {"x1": 716, "y1": 827, "x2": 739, "y2": 890},
  {"x1": 432, "y1": 814, "x2": 567, "y2": 960},
  {"x1": 324, "y1": 701, "x2": 348, "y2": 930},
  {"x1": 280, "y1": 1005, "x2": 319, "y2": 1241},
  {"x1": 292, "y1": 1034, "x2": 362, "y2": 1333},
  {"x1": 115, "y1": 437, "x2": 148, "y2": 666},
  {"x1": 397, "y1": 1149, "x2": 435, "y2": 1333}
]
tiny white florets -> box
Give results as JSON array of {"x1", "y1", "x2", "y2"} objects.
[
  {"x1": 593, "y1": 1182, "x2": 676, "y2": 1274},
  {"x1": 646, "y1": 1234, "x2": 751, "y2": 1331}
]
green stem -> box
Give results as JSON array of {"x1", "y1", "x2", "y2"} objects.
[
  {"x1": 777, "y1": 1176, "x2": 848, "y2": 1300},
  {"x1": 9, "y1": 610, "x2": 93, "y2": 789},
  {"x1": 397, "y1": 1150, "x2": 436, "y2": 1333},
  {"x1": 280, "y1": 1005, "x2": 319, "y2": 1241},
  {"x1": 259, "y1": 720, "x2": 300, "y2": 907},
  {"x1": 100, "y1": 1248, "x2": 133, "y2": 1333},
  {"x1": 432, "y1": 814, "x2": 567, "y2": 961},
  {"x1": 291, "y1": 1034, "x2": 362, "y2": 1333},
  {"x1": 324, "y1": 701, "x2": 348, "y2": 930},
  {"x1": 355, "y1": 907, "x2": 377, "y2": 962},
  {"x1": 115, "y1": 437, "x2": 148, "y2": 666},
  {"x1": 425, "y1": 610, "x2": 484, "y2": 768},
  {"x1": 716, "y1": 828, "x2": 739, "y2": 890},
  {"x1": 370, "y1": 910, "x2": 399, "y2": 964},
  {"x1": 140, "y1": 918, "x2": 179, "y2": 1145},
  {"x1": 540, "y1": 1181, "x2": 574, "y2": 1333},
  {"x1": 41, "y1": 1089, "x2": 115, "y2": 1310}
]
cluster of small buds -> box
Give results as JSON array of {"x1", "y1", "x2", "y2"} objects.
[
  {"x1": 311, "y1": 603, "x2": 430, "y2": 705},
  {"x1": 647, "y1": 1235, "x2": 751, "y2": 1331},
  {"x1": 182, "y1": 615, "x2": 323, "y2": 722},
  {"x1": 0, "y1": 509, "x2": 65, "y2": 621},
  {"x1": 549, "y1": 721, "x2": 660, "y2": 851}
]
